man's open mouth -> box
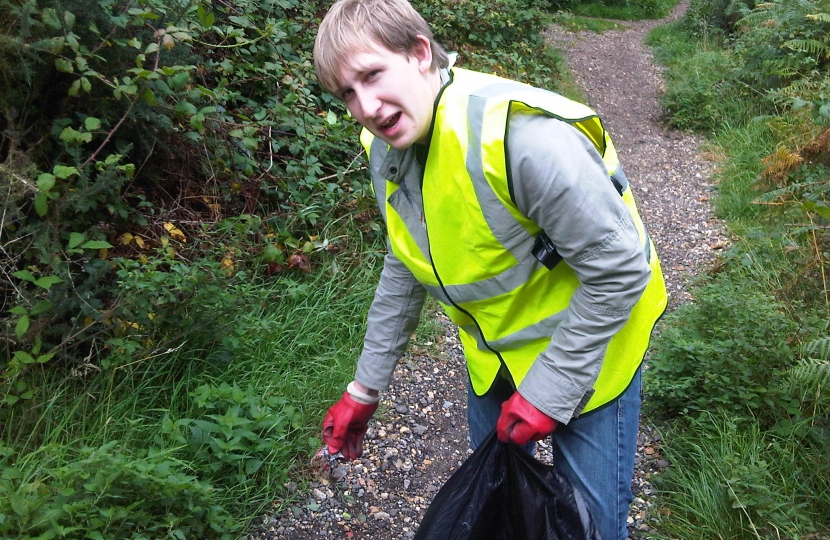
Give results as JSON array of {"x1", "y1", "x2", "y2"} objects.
[{"x1": 381, "y1": 112, "x2": 401, "y2": 131}]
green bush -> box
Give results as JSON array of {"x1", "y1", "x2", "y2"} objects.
[
  {"x1": 0, "y1": 442, "x2": 238, "y2": 540},
  {"x1": 0, "y1": 0, "x2": 369, "y2": 397},
  {"x1": 658, "y1": 49, "x2": 753, "y2": 132},
  {"x1": 645, "y1": 277, "x2": 798, "y2": 422}
]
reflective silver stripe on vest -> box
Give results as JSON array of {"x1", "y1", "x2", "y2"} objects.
[
  {"x1": 370, "y1": 138, "x2": 458, "y2": 306},
  {"x1": 371, "y1": 137, "x2": 437, "y2": 273},
  {"x1": 462, "y1": 308, "x2": 571, "y2": 352}
]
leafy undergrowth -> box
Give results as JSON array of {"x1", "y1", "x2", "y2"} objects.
[{"x1": 644, "y1": 0, "x2": 830, "y2": 536}]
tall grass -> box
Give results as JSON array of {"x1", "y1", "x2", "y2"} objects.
[
  {"x1": 652, "y1": 413, "x2": 829, "y2": 540},
  {"x1": 1, "y1": 246, "x2": 384, "y2": 538}
]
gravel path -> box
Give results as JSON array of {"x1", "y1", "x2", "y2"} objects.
[{"x1": 249, "y1": 3, "x2": 727, "y2": 538}]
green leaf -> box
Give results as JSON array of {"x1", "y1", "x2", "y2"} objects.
[
  {"x1": 140, "y1": 87, "x2": 157, "y2": 106},
  {"x1": 80, "y1": 240, "x2": 113, "y2": 250},
  {"x1": 30, "y1": 301, "x2": 52, "y2": 316},
  {"x1": 9, "y1": 306, "x2": 27, "y2": 315},
  {"x1": 41, "y1": 8, "x2": 61, "y2": 28},
  {"x1": 33, "y1": 196, "x2": 52, "y2": 218},
  {"x1": 175, "y1": 100, "x2": 197, "y2": 115},
  {"x1": 13, "y1": 270, "x2": 36, "y2": 283},
  {"x1": 68, "y1": 232, "x2": 85, "y2": 249},
  {"x1": 245, "y1": 458, "x2": 263, "y2": 475},
  {"x1": 326, "y1": 110, "x2": 337, "y2": 125},
  {"x1": 229, "y1": 15, "x2": 252, "y2": 27},
  {"x1": 53, "y1": 165, "x2": 78, "y2": 179},
  {"x1": 60, "y1": 126, "x2": 91, "y2": 144},
  {"x1": 33, "y1": 276, "x2": 63, "y2": 290},
  {"x1": 84, "y1": 117, "x2": 101, "y2": 131},
  {"x1": 814, "y1": 204, "x2": 830, "y2": 220},
  {"x1": 55, "y1": 58, "x2": 74, "y2": 73},
  {"x1": 13, "y1": 351, "x2": 36, "y2": 365},
  {"x1": 5, "y1": 394, "x2": 20, "y2": 406},
  {"x1": 197, "y1": 6, "x2": 215, "y2": 28},
  {"x1": 37, "y1": 173, "x2": 56, "y2": 191},
  {"x1": 64, "y1": 11, "x2": 76, "y2": 29},
  {"x1": 80, "y1": 76, "x2": 91, "y2": 93},
  {"x1": 170, "y1": 72, "x2": 190, "y2": 90},
  {"x1": 15, "y1": 315, "x2": 30, "y2": 339},
  {"x1": 190, "y1": 113, "x2": 205, "y2": 131},
  {"x1": 36, "y1": 353, "x2": 56, "y2": 364}
]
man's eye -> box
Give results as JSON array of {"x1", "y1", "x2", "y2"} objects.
[{"x1": 367, "y1": 70, "x2": 380, "y2": 80}]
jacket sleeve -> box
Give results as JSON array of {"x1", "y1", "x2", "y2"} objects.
[
  {"x1": 508, "y1": 113, "x2": 651, "y2": 423},
  {"x1": 354, "y1": 244, "x2": 427, "y2": 391}
]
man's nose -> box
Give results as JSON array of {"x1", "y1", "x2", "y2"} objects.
[{"x1": 355, "y1": 89, "x2": 381, "y2": 119}]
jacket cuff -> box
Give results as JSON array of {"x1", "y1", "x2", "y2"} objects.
[
  {"x1": 517, "y1": 361, "x2": 595, "y2": 424},
  {"x1": 354, "y1": 351, "x2": 399, "y2": 391}
]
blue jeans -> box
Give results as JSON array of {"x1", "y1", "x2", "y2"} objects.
[{"x1": 467, "y1": 369, "x2": 642, "y2": 540}]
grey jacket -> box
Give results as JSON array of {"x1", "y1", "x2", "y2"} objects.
[{"x1": 354, "y1": 111, "x2": 650, "y2": 424}]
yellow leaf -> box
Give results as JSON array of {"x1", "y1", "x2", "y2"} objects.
[
  {"x1": 220, "y1": 254, "x2": 234, "y2": 275},
  {"x1": 118, "y1": 232, "x2": 134, "y2": 245},
  {"x1": 166, "y1": 246, "x2": 176, "y2": 259},
  {"x1": 163, "y1": 222, "x2": 186, "y2": 242},
  {"x1": 98, "y1": 248, "x2": 108, "y2": 259},
  {"x1": 134, "y1": 235, "x2": 146, "y2": 249},
  {"x1": 83, "y1": 316, "x2": 95, "y2": 326}
]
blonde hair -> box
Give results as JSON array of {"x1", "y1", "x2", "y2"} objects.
[{"x1": 314, "y1": 0, "x2": 449, "y2": 94}]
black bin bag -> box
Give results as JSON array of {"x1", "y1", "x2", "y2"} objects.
[{"x1": 413, "y1": 430, "x2": 600, "y2": 540}]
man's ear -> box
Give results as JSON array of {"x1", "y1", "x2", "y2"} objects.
[{"x1": 412, "y1": 34, "x2": 434, "y2": 74}]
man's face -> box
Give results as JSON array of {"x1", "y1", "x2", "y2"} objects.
[{"x1": 336, "y1": 36, "x2": 439, "y2": 150}]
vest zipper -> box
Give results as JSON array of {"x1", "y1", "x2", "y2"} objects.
[{"x1": 420, "y1": 179, "x2": 516, "y2": 391}]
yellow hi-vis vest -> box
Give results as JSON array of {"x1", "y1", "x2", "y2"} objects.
[{"x1": 362, "y1": 67, "x2": 668, "y2": 414}]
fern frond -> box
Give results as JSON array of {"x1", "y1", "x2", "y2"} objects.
[
  {"x1": 760, "y1": 146, "x2": 804, "y2": 187},
  {"x1": 803, "y1": 126, "x2": 830, "y2": 163},
  {"x1": 784, "y1": 38, "x2": 830, "y2": 58},
  {"x1": 800, "y1": 336, "x2": 830, "y2": 360},
  {"x1": 783, "y1": 358, "x2": 830, "y2": 396},
  {"x1": 805, "y1": 13, "x2": 830, "y2": 23}
]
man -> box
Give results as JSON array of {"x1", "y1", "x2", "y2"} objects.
[{"x1": 313, "y1": 1, "x2": 667, "y2": 538}]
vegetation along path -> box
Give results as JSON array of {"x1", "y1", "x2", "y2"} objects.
[{"x1": 248, "y1": 2, "x2": 728, "y2": 539}]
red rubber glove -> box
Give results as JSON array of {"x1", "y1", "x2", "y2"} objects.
[
  {"x1": 322, "y1": 391, "x2": 378, "y2": 460},
  {"x1": 496, "y1": 391, "x2": 558, "y2": 445}
]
